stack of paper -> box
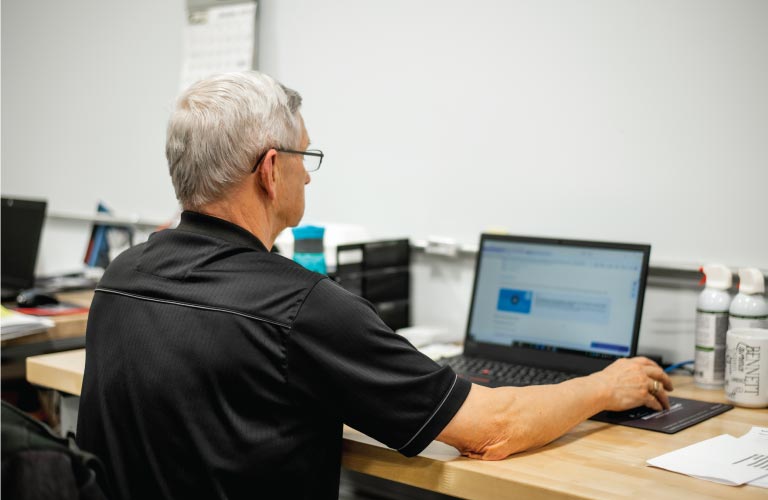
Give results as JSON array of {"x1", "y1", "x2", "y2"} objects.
[
  {"x1": 0, "y1": 306, "x2": 54, "y2": 340},
  {"x1": 648, "y1": 426, "x2": 768, "y2": 488}
]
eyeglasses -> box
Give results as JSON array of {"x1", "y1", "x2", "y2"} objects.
[{"x1": 251, "y1": 148, "x2": 324, "y2": 173}]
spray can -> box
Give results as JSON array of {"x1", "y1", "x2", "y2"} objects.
[
  {"x1": 729, "y1": 268, "x2": 768, "y2": 329},
  {"x1": 695, "y1": 264, "x2": 732, "y2": 388}
]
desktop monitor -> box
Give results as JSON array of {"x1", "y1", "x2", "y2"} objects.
[{"x1": 1, "y1": 197, "x2": 47, "y2": 300}]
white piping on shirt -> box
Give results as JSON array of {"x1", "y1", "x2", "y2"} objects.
[
  {"x1": 95, "y1": 287, "x2": 290, "y2": 329},
  {"x1": 396, "y1": 374, "x2": 459, "y2": 452}
]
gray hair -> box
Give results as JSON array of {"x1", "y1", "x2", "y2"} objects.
[{"x1": 166, "y1": 71, "x2": 303, "y2": 209}]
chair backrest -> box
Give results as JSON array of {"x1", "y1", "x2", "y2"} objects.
[{"x1": 1, "y1": 400, "x2": 111, "y2": 500}]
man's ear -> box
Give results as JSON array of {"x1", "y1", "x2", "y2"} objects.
[{"x1": 255, "y1": 149, "x2": 279, "y2": 200}]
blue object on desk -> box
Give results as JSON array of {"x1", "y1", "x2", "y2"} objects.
[
  {"x1": 664, "y1": 360, "x2": 694, "y2": 373},
  {"x1": 292, "y1": 225, "x2": 326, "y2": 274},
  {"x1": 85, "y1": 202, "x2": 111, "y2": 268}
]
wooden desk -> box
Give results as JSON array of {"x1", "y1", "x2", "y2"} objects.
[
  {"x1": 26, "y1": 351, "x2": 766, "y2": 499},
  {"x1": 2, "y1": 291, "x2": 91, "y2": 379},
  {"x1": 26, "y1": 349, "x2": 86, "y2": 396},
  {"x1": 343, "y1": 377, "x2": 767, "y2": 499},
  {"x1": 1, "y1": 290, "x2": 92, "y2": 348}
]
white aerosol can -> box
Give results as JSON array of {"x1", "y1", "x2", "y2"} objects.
[
  {"x1": 729, "y1": 268, "x2": 768, "y2": 329},
  {"x1": 695, "y1": 264, "x2": 732, "y2": 388}
]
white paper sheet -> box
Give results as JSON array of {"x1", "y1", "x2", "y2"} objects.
[
  {"x1": 179, "y1": 2, "x2": 257, "y2": 92},
  {"x1": 343, "y1": 427, "x2": 460, "y2": 462},
  {"x1": 738, "y1": 427, "x2": 768, "y2": 487},
  {"x1": 647, "y1": 431, "x2": 768, "y2": 487},
  {"x1": 0, "y1": 306, "x2": 55, "y2": 340},
  {"x1": 740, "y1": 426, "x2": 768, "y2": 444}
]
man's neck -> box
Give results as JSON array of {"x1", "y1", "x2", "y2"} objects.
[{"x1": 194, "y1": 199, "x2": 283, "y2": 250}]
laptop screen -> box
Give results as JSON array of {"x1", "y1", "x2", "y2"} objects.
[
  {"x1": 1, "y1": 197, "x2": 47, "y2": 291},
  {"x1": 465, "y1": 234, "x2": 650, "y2": 370}
]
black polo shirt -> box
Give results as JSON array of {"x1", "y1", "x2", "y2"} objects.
[{"x1": 76, "y1": 211, "x2": 470, "y2": 500}]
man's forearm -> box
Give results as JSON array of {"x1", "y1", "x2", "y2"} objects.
[{"x1": 438, "y1": 377, "x2": 608, "y2": 459}]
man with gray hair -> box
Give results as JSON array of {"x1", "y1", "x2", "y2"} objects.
[{"x1": 77, "y1": 70, "x2": 672, "y2": 500}]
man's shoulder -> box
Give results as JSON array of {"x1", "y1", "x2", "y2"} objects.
[
  {"x1": 96, "y1": 232, "x2": 331, "y2": 325},
  {"x1": 296, "y1": 277, "x2": 379, "y2": 326},
  {"x1": 225, "y1": 248, "x2": 330, "y2": 287},
  {"x1": 305, "y1": 276, "x2": 359, "y2": 302},
  {"x1": 103, "y1": 228, "x2": 323, "y2": 285},
  {"x1": 99, "y1": 239, "x2": 147, "y2": 275}
]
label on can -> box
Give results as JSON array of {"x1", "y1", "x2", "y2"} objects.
[
  {"x1": 695, "y1": 311, "x2": 729, "y2": 345},
  {"x1": 729, "y1": 316, "x2": 768, "y2": 330},
  {"x1": 725, "y1": 330, "x2": 768, "y2": 407},
  {"x1": 695, "y1": 346, "x2": 726, "y2": 386},
  {"x1": 695, "y1": 311, "x2": 728, "y2": 386}
]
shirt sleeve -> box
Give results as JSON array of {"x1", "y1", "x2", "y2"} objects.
[{"x1": 286, "y1": 278, "x2": 471, "y2": 457}]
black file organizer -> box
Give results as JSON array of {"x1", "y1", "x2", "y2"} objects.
[{"x1": 333, "y1": 239, "x2": 411, "y2": 331}]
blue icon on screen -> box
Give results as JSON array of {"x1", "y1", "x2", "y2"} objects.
[{"x1": 497, "y1": 289, "x2": 533, "y2": 314}]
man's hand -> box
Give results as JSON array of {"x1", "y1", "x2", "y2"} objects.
[
  {"x1": 437, "y1": 356, "x2": 675, "y2": 460},
  {"x1": 588, "y1": 356, "x2": 674, "y2": 412}
]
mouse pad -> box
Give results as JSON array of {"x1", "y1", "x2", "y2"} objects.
[{"x1": 590, "y1": 397, "x2": 733, "y2": 434}]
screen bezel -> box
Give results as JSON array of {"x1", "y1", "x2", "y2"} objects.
[{"x1": 463, "y1": 233, "x2": 651, "y2": 375}]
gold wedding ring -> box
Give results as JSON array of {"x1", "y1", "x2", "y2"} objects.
[{"x1": 650, "y1": 379, "x2": 660, "y2": 396}]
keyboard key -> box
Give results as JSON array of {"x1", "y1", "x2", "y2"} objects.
[{"x1": 442, "y1": 356, "x2": 575, "y2": 387}]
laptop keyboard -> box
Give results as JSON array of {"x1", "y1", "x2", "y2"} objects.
[{"x1": 440, "y1": 356, "x2": 577, "y2": 387}]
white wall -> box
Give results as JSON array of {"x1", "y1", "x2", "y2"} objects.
[
  {"x1": 3, "y1": 0, "x2": 767, "y2": 273},
  {"x1": 2, "y1": 0, "x2": 183, "y2": 221},
  {"x1": 2, "y1": 0, "x2": 185, "y2": 272},
  {"x1": 259, "y1": 0, "x2": 768, "y2": 269},
  {"x1": 3, "y1": 0, "x2": 764, "y2": 363}
]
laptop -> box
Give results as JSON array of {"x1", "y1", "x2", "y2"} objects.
[
  {"x1": 441, "y1": 233, "x2": 650, "y2": 387},
  {"x1": 1, "y1": 197, "x2": 47, "y2": 302}
]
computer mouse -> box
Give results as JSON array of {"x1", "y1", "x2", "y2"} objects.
[{"x1": 16, "y1": 288, "x2": 60, "y2": 307}]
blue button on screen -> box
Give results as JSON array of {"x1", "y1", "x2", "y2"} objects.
[{"x1": 497, "y1": 289, "x2": 533, "y2": 314}]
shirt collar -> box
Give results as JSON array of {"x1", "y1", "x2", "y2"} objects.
[{"x1": 176, "y1": 211, "x2": 269, "y2": 252}]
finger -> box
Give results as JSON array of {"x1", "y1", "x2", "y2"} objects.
[
  {"x1": 644, "y1": 376, "x2": 671, "y2": 410},
  {"x1": 633, "y1": 356, "x2": 661, "y2": 367},
  {"x1": 644, "y1": 393, "x2": 662, "y2": 411},
  {"x1": 654, "y1": 371, "x2": 673, "y2": 391},
  {"x1": 643, "y1": 366, "x2": 674, "y2": 391},
  {"x1": 654, "y1": 389, "x2": 671, "y2": 410},
  {"x1": 643, "y1": 365, "x2": 665, "y2": 378},
  {"x1": 660, "y1": 372, "x2": 673, "y2": 391}
]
